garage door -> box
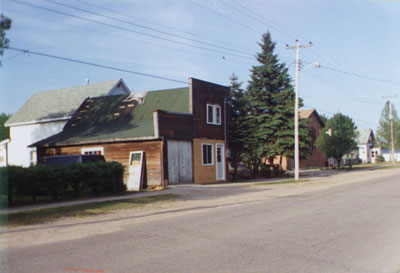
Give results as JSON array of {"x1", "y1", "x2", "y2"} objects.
[{"x1": 168, "y1": 141, "x2": 193, "y2": 184}]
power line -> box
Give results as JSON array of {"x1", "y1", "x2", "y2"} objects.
[
  {"x1": 6, "y1": 8, "x2": 255, "y2": 66},
  {"x1": 43, "y1": 0, "x2": 252, "y2": 56},
  {"x1": 4, "y1": 46, "x2": 189, "y2": 84},
  {"x1": 303, "y1": 105, "x2": 375, "y2": 126},
  {"x1": 72, "y1": 0, "x2": 252, "y2": 53},
  {"x1": 219, "y1": 0, "x2": 297, "y2": 43},
  {"x1": 304, "y1": 69, "x2": 381, "y2": 104},
  {"x1": 188, "y1": 0, "x2": 261, "y2": 35},
  {"x1": 321, "y1": 65, "x2": 400, "y2": 86},
  {"x1": 10, "y1": 0, "x2": 254, "y2": 61}
]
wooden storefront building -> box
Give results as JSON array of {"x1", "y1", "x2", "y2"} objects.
[{"x1": 32, "y1": 78, "x2": 230, "y2": 189}]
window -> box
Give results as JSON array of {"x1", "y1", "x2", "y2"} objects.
[
  {"x1": 207, "y1": 104, "x2": 221, "y2": 125},
  {"x1": 81, "y1": 147, "x2": 104, "y2": 155},
  {"x1": 30, "y1": 150, "x2": 37, "y2": 166},
  {"x1": 202, "y1": 144, "x2": 213, "y2": 165}
]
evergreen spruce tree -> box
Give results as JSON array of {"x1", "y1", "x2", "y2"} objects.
[
  {"x1": 228, "y1": 74, "x2": 249, "y2": 179},
  {"x1": 246, "y1": 32, "x2": 310, "y2": 174}
]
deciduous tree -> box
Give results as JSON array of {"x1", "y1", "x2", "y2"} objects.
[
  {"x1": 0, "y1": 14, "x2": 12, "y2": 66},
  {"x1": 315, "y1": 113, "x2": 358, "y2": 168},
  {"x1": 376, "y1": 101, "x2": 400, "y2": 149},
  {"x1": 0, "y1": 113, "x2": 10, "y2": 141}
]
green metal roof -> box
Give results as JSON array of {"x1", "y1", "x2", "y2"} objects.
[
  {"x1": 6, "y1": 79, "x2": 123, "y2": 126},
  {"x1": 32, "y1": 87, "x2": 190, "y2": 147}
]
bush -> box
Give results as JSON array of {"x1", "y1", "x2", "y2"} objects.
[
  {"x1": 376, "y1": 155, "x2": 385, "y2": 163},
  {"x1": 0, "y1": 167, "x2": 8, "y2": 205},
  {"x1": 272, "y1": 164, "x2": 281, "y2": 177},
  {"x1": 260, "y1": 164, "x2": 271, "y2": 178},
  {"x1": 5, "y1": 161, "x2": 126, "y2": 205}
]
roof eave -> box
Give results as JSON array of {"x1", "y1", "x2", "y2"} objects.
[
  {"x1": 32, "y1": 136, "x2": 159, "y2": 148},
  {"x1": 5, "y1": 116, "x2": 71, "y2": 127}
]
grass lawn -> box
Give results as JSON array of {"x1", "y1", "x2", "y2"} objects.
[
  {"x1": 254, "y1": 179, "x2": 310, "y2": 186},
  {"x1": 1, "y1": 194, "x2": 179, "y2": 227},
  {"x1": 5, "y1": 191, "x2": 133, "y2": 208}
]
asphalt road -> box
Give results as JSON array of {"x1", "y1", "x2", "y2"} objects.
[{"x1": 6, "y1": 171, "x2": 400, "y2": 273}]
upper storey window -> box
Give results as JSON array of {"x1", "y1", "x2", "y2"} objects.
[{"x1": 207, "y1": 104, "x2": 221, "y2": 125}]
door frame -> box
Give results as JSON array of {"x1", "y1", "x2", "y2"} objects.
[
  {"x1": 216, "y1": 143, "x2": 225, "y2": 180},
  {"x1": 127, "y1": 151, "x2": 144, "y2": 191},
  {"x1": 167, "y1": 140, "x2": 193, "y2": 184}
]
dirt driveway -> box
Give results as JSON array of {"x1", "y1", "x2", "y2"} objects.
[{"x1": 1, "y1": 167, "x2": 399, "y2": 250}]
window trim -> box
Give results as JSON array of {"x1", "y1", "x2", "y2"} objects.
[
  {"x1": 81, "y1": 147, "x2": 104, "y2": 155},
  {"x1": 206, "y1": 104, "x2": 221, "y2": 125},
  {"x1": 202, "y1": 143, "x2": 214, "y2": 166},
  {"x1": 29, "y1": 148, "x2": 37, "y2": 166}
]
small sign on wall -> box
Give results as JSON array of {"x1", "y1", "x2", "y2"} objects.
[{"x1": 127, "y1": 151, "x2": 144, "y2": 191}]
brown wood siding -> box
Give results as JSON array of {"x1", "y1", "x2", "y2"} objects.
[
  {"x1": 299, "y1": 112, "x2": 326, "y2": 168},
  {"x1": 37, "y1": 141, "x2": 163, "y2": 187},
  {"x1": 279, "y1": 111, "x2": 326, "y2": 170},
  {"x1": 157, "y1": 110, "x2": 194, "y2": 140},
  {"x1": 190, "y1": 78, "x2": 230, "y2": 139}
]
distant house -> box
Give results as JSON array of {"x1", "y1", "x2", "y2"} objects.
[
  {"x1": 356, "y1": 129, "x2": 374, "y2": 163},
  {"x1": 379, "y1": 148, "x2": 400, "y2": 162},
  {"x1": 5, "y1": 79, "x2": 130, "y2": 167},
  {"x1": 370, "y1": 147, "x2": 381, "y2": 163},
  {"x1": 31, "y1": 78, "x2": 230, "y2": 188},
  {"x1": 278, "y1": 109, "x2": 326, "y2": 170}
]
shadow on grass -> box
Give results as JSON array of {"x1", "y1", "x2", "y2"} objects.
[
  {"x1": 7, "y1": 191, "x2": 140, "y2": 208},
  {"x1": 1, "y1": 194, "x2": 178, "y2": 227}
]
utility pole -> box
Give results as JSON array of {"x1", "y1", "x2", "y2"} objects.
[
  {"x1": 383, "y1": 96, "x2": 397, "y2": 165},
  {"x1": 286, "y1": 40, "x2": 312, "y2": 181}
]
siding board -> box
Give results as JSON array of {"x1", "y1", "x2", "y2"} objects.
[{"x1": 38, "y1": 141, "x2": 163, "y2": 187}]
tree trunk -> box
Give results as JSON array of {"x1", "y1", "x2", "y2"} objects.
[
  {"x1": 233, "y1": 153, "x2": 238, "y2": 181},
  {"x1": 336, "y1": 158, "x2": 341, "y2": 169}
]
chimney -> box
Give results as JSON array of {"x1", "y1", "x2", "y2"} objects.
[{"x1": 138, "y1": 90, "x2": 148, "y2": 104}]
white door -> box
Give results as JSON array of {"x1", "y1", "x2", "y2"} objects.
[
  {"x1": 216, "y1": 144, "x2": 225, "y2": 180},
  {"x1": 167, "y1": 141, "x2": 180, "y2": 184},
  {"x1": 168, "y1": 141, "x2": 193, "y2": 184},
  {"x1": 127, "y1": 151, "x2": 144, "y2": 191}
]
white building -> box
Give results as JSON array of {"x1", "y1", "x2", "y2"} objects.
[
  {"x1": 5, "y1": 79, "x2": 130, "y2": 167},
  {"x1": 381, "y1": 148, "x2": 400, "y2": 162},
  {"x1": 356, "y1": 129, "x2": 374, "y2": 163},
  {"x1": 370, "y1": 147, "x2": 381, "y2": 163}
]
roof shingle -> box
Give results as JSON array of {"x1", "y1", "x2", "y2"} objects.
[
  {"x1": 6, "y1": 79, "x2": 123, "y2": 126},
  {"x1": 32, "y1": 87, "x2": 190, "y2": 147}
]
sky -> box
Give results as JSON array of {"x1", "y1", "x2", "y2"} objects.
[{"x1": 1, "y1": 0, "x2": 400, "y2": 131}]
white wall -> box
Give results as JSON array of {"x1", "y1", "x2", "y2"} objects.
[
  {"x1": 382, "y1": 152, "x2": 400, "y2": 162},
  {"x1": 358, "y1": 144, "x2": 371, "y2": 163},
  {"x1": 7, "y1": 120, "x2": 67, "y2": 167}
]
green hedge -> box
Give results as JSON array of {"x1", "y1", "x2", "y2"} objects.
[{"x1": 2, "y1": 161, "x2": 126, "y2": 205}]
